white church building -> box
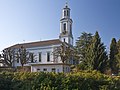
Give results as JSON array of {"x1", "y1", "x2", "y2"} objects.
[{"x1": 6, "y1": 3, "x2": 74, "y2": 73}]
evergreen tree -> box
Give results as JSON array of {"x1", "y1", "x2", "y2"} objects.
[
  {"x1": 116, "y1": 39, "x2": 120, "y2": 69},
  {"x1": 84, "y1": 31, "x2": 108, "y2": 73},
  {"x1": 75, "y1": 32, "x2": 93, "y2": 62},
  {"x1": 117, "y1": 39, "x2": 120, "y2": 69},
  {"x1": 109, "y1": 38, "x2": 119, "y2": 74}
]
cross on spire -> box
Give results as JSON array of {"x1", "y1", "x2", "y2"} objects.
[
  {"x1": 66, "y1": 0, "x2": 68, "y2": 5},
  {"x1": 65, "y1": 0, "x2": 68, "y2": 7}
]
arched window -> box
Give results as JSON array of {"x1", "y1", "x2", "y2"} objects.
[
  {"x1": 63, "y1": 23, "x2": 66, "y2": 31},
  {"x1": 47, "y1": 52, "x2": 50, "y2": 62},
  {"x1": 67, "y1": 10, "x2": 69, "y2": 16},
  {"x1": 64, "y1": 38, "x2": 65, "y2": 42},
  {"x1": 64, "y1": 11, "x2": 66, "y2": 16},
  {"x1": 70, "y1": 24, "x2": 72, "y2": 34}
]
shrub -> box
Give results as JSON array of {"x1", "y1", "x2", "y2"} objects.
[{"x1": 0, "y1": 71, "x2": 120, "y2": 90}]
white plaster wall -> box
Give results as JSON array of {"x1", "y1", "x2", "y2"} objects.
[
  {"x1": 31, "y1": 65, "x2": 63, "y2": 73},
  {"x1": 27, "y1": 45, "x2": 63, "y2": 64},
  {"x1": 31, "y1": 64, "x2": 70, "y2": 73},
  {"x1": 60, "y1": 22, "x2": 62, "y2": 33},
  {"x1": 68, "y1": 21, "x2": 70, "y2": 33},
  {"x1": 13, "y1": 43, "x2": 72, "y2": 73},
  {"x1": 13, "y1": 44, "x2": 63, "y2": 67},
  {"x1": 70, "y1": 37, "x2": 73, "y2": 45},
  {"x1": 61, "y1": 37, "x2": 69, "y2": 43}
]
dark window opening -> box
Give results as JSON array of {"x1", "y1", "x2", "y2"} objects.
[
  {"x1": 39, "y1": 52, "x2": 41, "y2": 62},
  {"x1": 67, "y1": 10, "x2": 69, "y2": 16},
  {"x1": 37, "y1": 68, "x2": 40, "y2": 72},
  {"x1": 64, "y1": 38, "x2": 65, "y2": 42},
  {"x1": 63, "y1": 23, "x2": 66, "y2": 31},
  {"x1": 47, "y1": 52, "x2": 50, "y2": 62},
  {"x1": 64, "y1": 11, "x2": 66, "y2": 16},
  {"x1": 17, "y1": 59, "x2": 19, "y2": 63},
  {"x1": 30, "y1": 53, "x2": 34, "y2": 63},
  {"x1": 70, "y1": 24, "x2": 72, "y2": 34},
  {"x1": 43, "y1": 68, "x2": 47, "y2": 72}
]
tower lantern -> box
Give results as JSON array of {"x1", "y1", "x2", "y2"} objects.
[{"x1": 59, "y1": 2, "x2": 73, "y2": 46}]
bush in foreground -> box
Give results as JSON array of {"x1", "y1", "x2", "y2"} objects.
[{"x1": 0, "y1": 70, "x2": 120, "y2": 90}]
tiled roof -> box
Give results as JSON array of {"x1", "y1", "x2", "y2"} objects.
[{"x1": 8, "y1": 39, "x2": 62, "y2": 49}]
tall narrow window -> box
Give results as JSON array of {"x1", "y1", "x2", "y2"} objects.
[
  {"x1": 64, "y1": 11, "x2": 66, "y2": 16},
  {"x1": 64, "y1": 38, "x2": 65, "y2": 42},
  {"x1": 67, "y1": 10, "x2": 69, "y2": 16},
  {"x1": 30, "y1": 53, "x2": 34, "y2": 63},
  {"x1": 47, "y1": 52, "x2": 50, "y2": 62},
  {"x1": 16, "y1": 52, "x2": 19, "y2": 63},
  {"x1": 17, "y1": 59, "x2": 19, "y2": 63},
  {"x1": 39, "y1": 52, "x2": 41, "y2": 62},
  {"x1": 63, "y1": 23, "x2": 66, "y2": 31},
  {"x1": 70, "y1": 24, "x2": 72, "y2": 34}
]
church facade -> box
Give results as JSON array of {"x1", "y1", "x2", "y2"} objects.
[{"x1": 5, "y1": 3, "x2": 74, "y2": 73}]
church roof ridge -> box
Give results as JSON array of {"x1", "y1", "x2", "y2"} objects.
[{"x1": 6, "y1": 39, "x2": 62, "y2": 49}]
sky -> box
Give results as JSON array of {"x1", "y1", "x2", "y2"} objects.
[{"x1": 0, "y1": 0, "x2": 120, "y2": 51}]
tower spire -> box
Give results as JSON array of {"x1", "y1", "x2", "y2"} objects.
[
  {"x1": 59, "y1": 1, "x2": 73, "y2": 45},
  {"x1": 65, "y1": 0, "x2": 68, "y2": 7},
  {"x1": 66, "y1": 0, "x2": 68, "y2": 6}
]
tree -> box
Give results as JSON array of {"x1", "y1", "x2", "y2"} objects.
[
  {"x1": 75, "y1": 32, "x2": 93, "y2": 70},
  {"x1": 16, "y1": 46, "x2": 35, "y2": 70},
  {"x1": 0, "y1": 54, "x2": 3, "y2": 66},
  {"x1": 0, "y1": 48, "x2": 15, "y2": 68},
  {"x1": 116, "y1": 39, "x2": 120, "y2": 70},
  {"x1": 53, "y1": 43, "x2": 72, "y2": 63},
  {"x1": 53, "y1": 43, "x2": 75, "y2": 72},
  {"x1": 117, "y1": 39, "x2": 120, "y2": 66},
  {"x1": 75, "y1": 32, "x2": 93, "y2": 62},
  {"x1": 80, "y1": 31, "x2": 108, "y2": 73},
  {"x1": 116, "y1": 52, "x2": 120, "y2": 70},
  {"x1": 109, "y1": 38, "x2": 119, "y2": 74}
]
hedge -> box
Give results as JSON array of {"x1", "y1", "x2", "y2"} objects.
[{"x1": 0, "y1": 70, "x2": 120, "y2": 90}]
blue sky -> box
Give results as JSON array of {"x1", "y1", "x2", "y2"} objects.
[{"x1": 0, "y1": 0, "x2": 120, "y2": 51}]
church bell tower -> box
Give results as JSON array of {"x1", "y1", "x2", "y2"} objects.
[{"x1": 59, "y1": 2, "x2": 73, "y2": 46}]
